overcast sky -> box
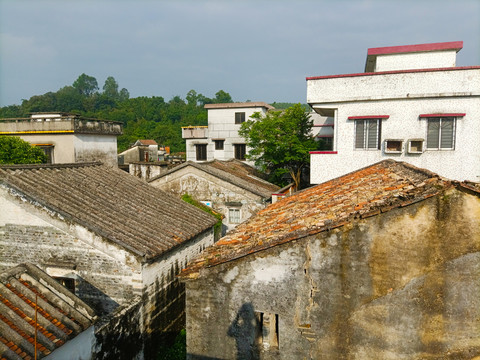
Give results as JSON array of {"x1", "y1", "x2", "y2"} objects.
[{"x1": 0, "y1": 0, "x2": 479, "y2": 107}]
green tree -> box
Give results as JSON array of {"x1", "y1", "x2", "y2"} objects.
[
  {"x1": 103, "y1": 76, "x2": 119, "y2": 99},
  {"x1": 239, "y1": 103, "x2": 316, "y2": 189},
  {"x1": 0, "y1": 136, "x2": 47, "y2": 164},
  {"x1": 73, "y1": 73, "x2": 99, "y2": 96},
  {"x1": 214, "y1": 90, "x2": 233, "y2": 103}
]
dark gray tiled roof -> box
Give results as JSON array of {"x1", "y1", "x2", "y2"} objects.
[
  {"x1": 0, "y1": 263, "x2": 96, "y2": 359},
  {"x1": 0, "y1": 163, "x2": 217, "y2": 261},
  {"x1": 149, "y1": 159, "x2": 280, "y2": 199}
]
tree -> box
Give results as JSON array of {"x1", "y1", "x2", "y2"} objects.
[
  {"x1": 214, "y1": 90, "x2": 233, "y2": 104},
  {"x1": 72, "y1": 73, "x2": 98, "y2": 96},
  {"x1": 103, "y1": 76, "x2": 119, "y2": 99},
  {"x1": 0, "y1": 136, "x2": 47, "y2": 164},
  {"x1": 239, "y1": 104, "x2": 316, "y2": 190}
]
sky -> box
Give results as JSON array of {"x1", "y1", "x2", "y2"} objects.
[{"x1": 0, "y1": 0, "x2": 479, "y2": 107}]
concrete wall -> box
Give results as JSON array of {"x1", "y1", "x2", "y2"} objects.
[
  {"x1": 374, "y1": 50, "x2": 457, "y2": 72},
  {"x1": 149, "y1": 166, "x2": 266, "y2": 232},
  {"x1": 74, "y1": 134, "x2": 118, "y2": 166},
  {"x1": 129, "y1": 162, "x2": 168, "y2": 181},
  {"x1": 0, "y1": 187, "x2": 142, "y2": 314},
  {"x1": 308, "y1": 67, "x2": 480, "y2": 184},
  {"x1": 45, "y1": 326, "x2": 96, "y2": 360},
  {"x1": 185, "y1": 106, "x2": 269, "y2": 163},
  {"x1": 184, "y1": 189, "x2": 480, "y2": 359}
]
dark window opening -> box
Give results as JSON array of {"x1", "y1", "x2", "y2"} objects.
[
  {"x1": 214, "y1": 140, "x2": 225, "y2": 150},
  {"x1": 54, "y1": 277, "x2": 75, "y2": 293},
  {"x1": 316, "y1": 137, "x2": 333, "y2": 151},
  {"x1": 234, "y1": 144, "x2": 246, "y2": 160},
  {"x1": 196, "y1": 144, "x2": 207, "y2": 161},
  {"x1": 256, "y1": 312, "x2": 279, "y2": 350},
  {"x1": 36, "y1": 145, "x2": 54, "y2": 163},
  {"x1": 235, "y1": 112, "x2": 246, "y2": 124}
]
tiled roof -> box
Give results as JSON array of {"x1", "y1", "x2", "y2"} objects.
[
  {"x1": 0, "y1": 163, "x2": 217, "y2": 261},
  {"x1": 180, "y1": 160, "x2": 465, "y2": 279},
  {"x1": 149, "y1": 159, "x2": 280, "y2": 198},
  {"x1": 0, "y1": 263, "x2": 96, "y2": 360},
  {"x1": 135, "y1": 139, "x2": 158, "y2": 146},
  {"x1": 204, "y1": 102, "x2": 275, "y2": 110}
]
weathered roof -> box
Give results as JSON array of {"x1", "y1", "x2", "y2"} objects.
[
  {"x1": 135, "y1": 139, "x2": 158, "y2": 146},
  {"x1": 204, "y1": 102, "x2": 275, "y2": 110},
  {"x1": 0, "y1": 163, "x2": 217, "y2": 261},
  {"x1": 0, "y1": 263, "x2": 96, "y2": 360},
  {"x1": 149, "y1": 159, "x2": 280, "y2": 198},
  {"x1": 180, "y1": 160, "x2": 471, "y2": 279}
]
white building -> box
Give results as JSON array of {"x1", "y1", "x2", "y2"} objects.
[
  {"x1": 182, "y1": 102, "x2": 274, "y2": 163},
  {"x1": 306, "y1": 41, "x2": 480, "y2": 184},
  {"x1": 0, "y1": 112, "x2": 122, "y2": 166}
]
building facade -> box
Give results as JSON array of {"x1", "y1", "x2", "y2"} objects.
[
  {"x1": 182, "y1": 102, "x2": 274, "y2": 163},
  {"x1": 0, "y1": 163, "x2": 217, "y2": 359},
  {"x1": 306, "y1": 41, "x2": 480, "y2": 184},
  {"x1": 0, "y1": 113, "x2": 122, "y2": 166},
  {"x1": 149, "y1": 159, "x2": 279, "y2": 233},
  {"x1": 180, "y1": 160, "x2": 480, "y2": 359}
]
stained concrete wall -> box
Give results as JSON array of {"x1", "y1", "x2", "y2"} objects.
[{"x1": 184, "y1": 189, "x2": 480, "y2": 359}]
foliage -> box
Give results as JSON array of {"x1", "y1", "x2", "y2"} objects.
[
  {"x1": 156, "y1": 329, "x2": 186, "y2": 360},
  {"x1": 72, "y1": 73, "x2": 99, "y2": 96},
  {"x1": 270, "y1": 102, "x2": 309, "y2": 110},
  {"x1": 181, "y1": 193, "x2": 223, "y2": 237},
  {"x1": 0, "y1": 136, "x2": 47, "y2": 164},
  {"x1": 239, "y1": 103, "x2": 316, "y2": 189}
]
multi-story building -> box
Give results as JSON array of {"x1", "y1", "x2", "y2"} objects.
[
  {"x1": 182, "y1": 102, "x2": 274, "y2": 163},
  {"x1": 306, "y1": 41, "x2": 480, "y2": 184},
  {"x1": 0, "y1": 112, "x2": 122, "y2": 166}
]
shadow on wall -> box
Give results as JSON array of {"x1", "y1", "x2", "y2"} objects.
[
  {"x1": 227, "y1": 302, "x2": 261, "y2": 360},
  {"x1": 76, "y1": 276, "x2": 120, "y2": 315}
]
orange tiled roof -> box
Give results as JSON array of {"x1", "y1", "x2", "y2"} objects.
[
  {"x1": 0, "y1": 263, "x2": 96, "y2": 359},
  {"x1": 180, "y1": 160, "x2": 463, "y2": 279},
  {"x1": 137, "y1": 139, "x2": 158, "y2": 146}
]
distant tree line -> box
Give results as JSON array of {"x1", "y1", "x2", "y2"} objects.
[{"x1": 0, "y1": 74, "x2": 235, "y2": 153}]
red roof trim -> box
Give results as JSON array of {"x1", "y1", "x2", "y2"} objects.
[
  {"x1": 306, "y1": 66, "x2": 480, "y2": 81},
  {"x1": 348, "y1": 115, "x2": 390, "y2": 120},
  {"x1": 419, "y1": 113, "x2": 466, "y2": 118},
  {"x1": 309, "y1": 151, "x2": 338, "y2": 154},
  {"x1": 367, "y1": 41, "x2": 463, "y2": 56}
]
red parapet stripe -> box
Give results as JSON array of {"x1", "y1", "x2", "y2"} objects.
[
  {"x1": 309, "y1": 151, "x2": 338, "y2": 154},
  {"x1": 348, "y1": 115, "x2": 390, "y2": 120},
  {"x1": 367, "y1": 41, "x2": 463, "y2": 56},
  {"x1": 419, "y1": 113, "x2": 466, "y2": 118},
  {"x1": 305, "y1": 65, "x2": 480, "y2": 81}
]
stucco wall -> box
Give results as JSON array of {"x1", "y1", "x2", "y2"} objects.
[
  {"x1": 310, "y1": 95, "x2": 480, "y2": 183},
  {"x1": 74, "y1": 134, "x2": 118, "y2": 166},
  {"x1": 149, "y1": 166, "x2": 266, "y2": 231},
  {"x1": 374, "y1": 50, "x2": 457, "y2": 72},
  {"x1": 184, "y1": 189, "x2": 480, "y2": 359}
]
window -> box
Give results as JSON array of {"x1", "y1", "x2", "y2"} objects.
[
  {"x1": 407, "y1": 139, "x2": 424, "y2": 154},
  {"x1": 355, "y1": 119, "x2": 381, "y2": 149},
  {"x1": 195, "y1": 144, "x2": 207, "y2": 161},
  {"x1": 256, "y1": 312, "x2": 279, "y2": 350},
  {"x1": 54, "y1": 277, "x2": 75, "y2": 293},
  {"x1": 426, "y1": 117, "x2": 455, "y2": 150},
  {"x1": 35, "y1": 145, "x2": 54, "y2": 163},
  {"x1": 384, "y1": 139, "x2": 403, "y2": 154},
  {"x1": 214, "y1": 139, "x2": 225, "y2": 150},
  {"x1": 316, "y1": 136, "x2": 333, "y2": 151},
  {"x1": 235, "y1": 112, "x2": 246, "y2": 124},
  {"x1": 234, "y1": 144, "x2": 246, "y2": 160},
  {"x1": 229, "y1": 208, "x2": 241, "y2": 224}
]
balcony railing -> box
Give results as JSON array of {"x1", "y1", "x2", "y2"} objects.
[{"x1": 182, "y1": 126, "x2": 208, "y2": 139}]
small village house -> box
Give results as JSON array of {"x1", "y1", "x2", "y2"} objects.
[
  {"x1": 0, "y1": 162, "x2": 218, "y2": 359},
  {"x1": 306, "y1": 41, "x2": 480, "y2": 184},
  {"x1": 149, "y1": 159, "x2": 280, "y2": 233},
  {"x1": 0, "y1": 113, "x2": 122, "y2": 166},
  {"x1": 182, "y1": 102, "x2": 274, "y2": 163},
  {"x1": 179, "y1": 160, "x2": 480, "y2": 359}
]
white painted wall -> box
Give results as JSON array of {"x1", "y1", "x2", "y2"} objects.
[
  {"x1": 45, "y1": 326, "x2": 95, "y2": 360},
  {"x1": 374, "y1": 50, "x2": 457, "y2": 72},
  {"x1": 74, "y1": 134, "x2": 118, "y2": 166}
]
